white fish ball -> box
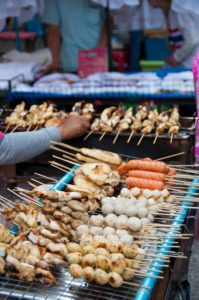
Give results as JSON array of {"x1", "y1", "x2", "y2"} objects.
[
  {"x1": 103, "y1": 227, "x2": 116, "y2": 237},
  {"x1": 77, "y1": 225, "x2": 89, "y2": 236},
  {"x1": 142, "y1": 189, "x2": 153, "y2": 199},
  {"x1": 116, "y1": 229, "x2": 129, "y2": 237},
  {"x1": 141, "y1": 218, "x2": 150, "y2": 226},
  {"x1": 115, "y1": 215, "x2": 128, "y2": 229},
  {"x1": 152, "y1": 190, "x2": 161, "y2": 199},
  {"x1": 138, "y1": 197, "x2": 149, "y2": 207},
  {"x1": 104, "y1": 214, "x2": 117, "y2": 227},
  {"x1": 136, "y1": 202, "x2": 146, "y2": 209},
  {"x1": 120, "y1": 235, "x2": 133, "y2": 245},
  {"x1": 137, "y1": 207, "x2": 148, "y2": 218},
  {"x1": 128, "y1": 217, "x2": 142, "y2": 232},
  {"x1": 161, "y1": 189, "x2": 170, "y2": 198},
  {"x1": 120, "y1": 188, "x2": 129, "y2": 197},
  {"x1": 148, "y1": 214, "x2": 154, "y2": 223},
  {"x1": 107, "y1": 235, "x2": 120, "y2": 242},
  {"x1": 130, "y1": 187, "x2": 140, "y2": 196},
  {"x1": 90, "y1": 226, "x2": 103, "y2": 236},
  {"x1": 125, "y1": 206, "x2": 138, "y2": 217},
  {"x1": 126, "y1": 198, "x2": 137, "y2": 206},
  {"x1": 90, "y1": 215, "x2": 104, "y2": 227},
  {"x1": 101, "y1": 197, "x2": 112, "y2": 206},
  {"x1": 114, "y1": 203, "x2": 125, "y2": 215},
  {"x1": 102, "y1": 204, "x2": 114, "y2": 215},
  {"x1": 148, "y1": 198, "x2": 156, "y2": 206}
]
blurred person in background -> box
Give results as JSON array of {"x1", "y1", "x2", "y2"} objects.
[
  {"x1": 43, "y1": 0, "x2": 106, "y2": 73},
  {"x1": 148, "y1": 0, "x2": 199, "y2": 68}
]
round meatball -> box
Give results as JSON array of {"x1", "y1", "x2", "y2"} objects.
[
  {"x1": 114, "y1": 203, "x2": 125, "y2": 215},
  {"x1": 161, "y1": 189, "x2": 169, "y2": 198},
  {"x1": 102, "y1": 204, "x2": 114, "y2": 215},
  {"x1": 82, "y1": 245, "x2": 95, "y2": 255},
  {"x1": 109, "y1": 272, "x2": 123, "y2": 288},
  {"x1": 96, "y1": 255, "x2": 111, "y2": 271},
  {"x1": 103, "y1": 227, "x2": 116, "y2": 237},
  {"x1": 142, "y1": 189, "x2": 153, "y2": 199},
  {"x1": 125, "y1": 206, "x2": 138, "y2": 217},
  {"x1": 148, "y1": 198, "x2": 156, "y2": 206},
  {"x1": 137, "y1": 207, "x2": 148, "y2": 218},
  {"x1": 90, "y1": 215, "x2": 104, "y2": 227},
  {"x1": 101, "y1": 197, "x2": 112, "y2": 206},
  {"x1": 95, "y1": 248, "x2": 109, "y2": 257},
  {"x1": 141, "y1": 218, "x2": 150, "y2": 226},
  {"x1": 130, "y1": 187, "x2": 140, "y2": 197},
  {"x1": 67, "y1": 243, "x2": 82, "y2": 253},
  {"x1": 107, "y1": 235, "x2": 120, "y2": 243},
  {"x1": 69, "y1": 264, "x2": 83, "y2": 278},
  {"x1": 104, "y1": 214, "x2": 117, "y2": 227},
  {"x1": 115, "y1": 215, "x2": 128, "y2": 229},
  {"x1": 83, "y1": 266, "x2": 95, "y2": 282},
  {"x1": 138, "y1": 197, "x2": 149, "y2": 207},
  {"x1": 128, "y1": 217, "x2": 142, "y2": 232},
  {"x1": 123, "y1": 245, "x2": 138, "y2": 259},
  {"x1": 67, "y1": 252, "x2": 82, "y2": 264},
  {"x1": 123, "y1": 269, "x2": 135, "y2": 281},
  {"x1": 116, "y1": 229, "x2": 129, "y2": 237},
  {"x1": 108, "y1": 241, "x2": 123, "y2": 253},
  {"x1": 152, "y1": 190, "x2": 161, "y2": 199},
  {"x1": 94, "y1": 268, "x2": 109, "y2": 285},
  {"x1": 120, "y1": 188, "x2": 129, "y2": 197},
  {"x1": 82, "y1": 254, "x2": 96, "y2": 268}
]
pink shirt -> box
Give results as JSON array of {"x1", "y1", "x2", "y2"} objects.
[{"x1": 0, "y1": 131, "x2": 3, "y2": 141}]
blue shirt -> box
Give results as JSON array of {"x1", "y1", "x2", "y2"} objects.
[{"x1": 43, "y1": 0, "x2": 105, "y2": 72}]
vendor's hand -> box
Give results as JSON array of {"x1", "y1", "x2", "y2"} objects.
[
  {"x1": 58, "y1": 115, "x2": 90, "y2": 140},
  {"x1": 44, "y1": 61, "x2": 59, "y2": 74},
  {"x1": 166, "y1": 56, "x2": 178, "y2": 66}
]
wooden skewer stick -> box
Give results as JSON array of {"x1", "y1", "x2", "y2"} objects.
[
  {"x1": 84, "y1": 130, "x2": 94, "y2": 141},
  {"x1": 172, "y1": 167, "x2": 199, "y2": 175},
  {"x1": 0, "y1": 196, "x2": 12, "y2": 208},
  {"x1": 52, "y1": 155, "x2": 80, "y2": 166},
  {"x1": 51, "y1": 141, "x2": 80, "y2": 152},
  {"x1": 137, "y1": 134, "x2": 145, "y2": 146},
  {"x1": 27, "y1": 181, "x2": 37, "y2": 188},
  {"x1": 26, "y1": 125, "x2": 32, "y2": 131},
  {"x1": 7, "y1": 188, "x2": 43, "y2": 207},
  {"x1": 11, "y1": 125, "x2": 18, "y2": 133},
  {"x1": 34, "y1": 125, "x2": 39, "y2": 131},
  {"x1": 62, "y1": 154, "x2": 79, "y2": 163},
  {"x1": 123, "y1": 281, "x2": 147, "y2": 288},
  {"x1": 170, "y1": 133, "x2": 174, "y2": 144},
  {"x1": 50, "y1": 162, "x2": 71, "y2": 174},
  {"x1": 4, "y1": 125, "x2": 10, "y2": 133},
  {"x1": 0, "y1": 195, "x2": 15, "y2": 207},
  {"x1": 127, "y1": 130, "x2": 134, "y2": 144},
  {"x1": 0, "y1": 201, "x2": 9, "y2": 209},
  {"x1": 31, "y1": 178, "x2": 45, "y2": 186},
  {"x1": 49, "y1": 145, "x2": 76, "y2": 157},
  {"x1": 153, "y1": 133, "x2": 159, "y2": 145},
  {"x1": 99, "y1": 131, "x2": 107, "y2": 141},
  {"x1": 130, "y1": 270, "x2": 163, "y2": 279},
  {"x1": 49, "y1": 160, "x2": 71, "y2": 171},
  {"x1": 34, "y1": 172, "x2": 73, "y2": 186},
  {"x1": 156, "y1": 152, "x2": 185, "y2": 161},
  {"x1": 113, "y1": 131, "x2": 121, "y2": 144}
]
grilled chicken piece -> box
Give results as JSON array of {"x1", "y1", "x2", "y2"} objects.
[
  {"x1": 80, "y1": 149, "x2": 122, "y2": 166},
  {"x1": 35, "y1": 268, "x2": 57, "y2": 285},
  {"x1": 74, "y1": 172, "x2": 99, "y2": 193},
  {"x1": 0, "y1": 257, "x2": 5, "y2": 274},
  {"x1": 67, "y1": 200, "x2": 86, "y2": 212},
  {"x1": 79, "y1": 163, "x2": 111, "y2": 186}
]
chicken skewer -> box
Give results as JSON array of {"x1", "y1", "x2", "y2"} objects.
[
  {"x1": 113, "y1": 108, "x2": 134, "y2": 144},
  {"x1": 84, "y1": 118, "x2": 100, "y2": 141}
]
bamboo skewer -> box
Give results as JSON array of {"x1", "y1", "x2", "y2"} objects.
[
  {"x1": 156, "y1": 152, "x2": 185, "y2": 161},
  {"x1": 127, "y1": 130, "x2": 134, "y2": 144},
  {"x1": 113, "y1": 131, "x2": 121, "y2": 144},
  {"x1": 0, "y1": 195, "x2": 15, "y2": 207},
  {"x1": 11, "y1": 125, "x2": 18, "y2": 133},
  {"x1": 52, "y1": 155, "x2": 80, "y2": 166},
  {"x1": 4, "y1": 125, "x2": 10, "y2": 133},
  {"x1": 153, "y1": 133, "x2": 159, "y2": 145},
  {"x1": 31, "y1": 178, "x2": 45, "y2": 186},
  {"x1": 34, "y1": 172, "x2": 74, "y2": 186},
  {"x1": 0, "y1": 196, "x2": 13, "y2": 208},
  {"x1": 7, "y1": 188, "x2": 43, "y2": 207},
  {"x1": 50, "y1": 162, "x2": 70, "y2": 173},
  {"x1": 49, "y1": 160, "x2": 71, "y2": 171},
  {"x1": 137, "y1": 134, "x2": 145, "y2": 146},
  {"x1": 49, "y1": 145, "x2": 77, "y2": 157},
  {"x1": 27, "y1": 181, "x2": 37, "y2": 188},
  {"x1": 63, "y1": 154, "x2": 79, "y2": 163},
  {"x1": 170, "y1": 133, "x2": 174, "y2": 144},
  {"x1": 51, "y1": 141, "x2": 80, "y2": 152},
  {"x1": 99, "y1": 131, "x2": 107, "y2": 141},
  {"x1": 84, "y1": 130, "x2": 94, "y2": 141}
]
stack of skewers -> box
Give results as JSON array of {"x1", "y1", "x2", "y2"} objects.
[{"x1": 0, "y1": 143, "x2": 198, "y2": 293}]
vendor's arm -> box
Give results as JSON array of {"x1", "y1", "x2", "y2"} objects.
[
  {"x1": 0, "y1": 115, "x2": 89, "y2": 165},
  {"x1": 168, "y1": 14, "x2": 198, "y2": 65},
  {"x1": 43, "y1": 0, "x2": 61, "y2": 71}
]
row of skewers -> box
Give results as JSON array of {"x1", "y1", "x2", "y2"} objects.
[
  {"x1": 85, "y1": 105, "x2": 181, "y2": 145},
  {"x1": 3, "y1": 101, "x2": 95, "y2": 133},
  {"x1": 2, "y1": 101, "x2": 180, "y2": 145}
]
